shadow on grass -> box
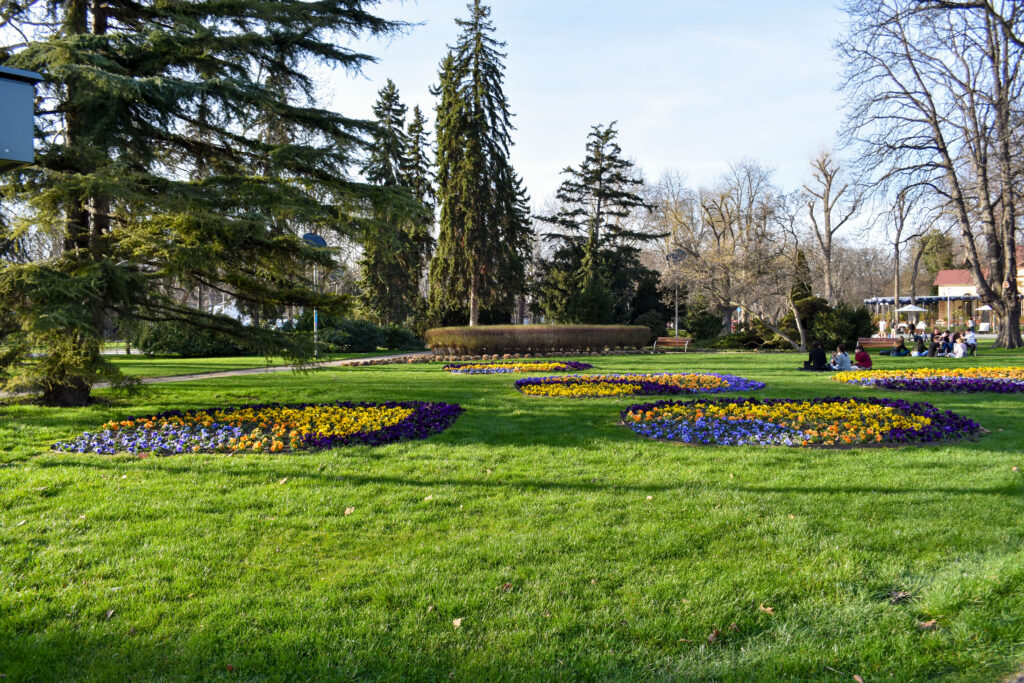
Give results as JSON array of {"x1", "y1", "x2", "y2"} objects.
[{"x1": 34, "y1": 455, "x2": 1023, "y2": 499}]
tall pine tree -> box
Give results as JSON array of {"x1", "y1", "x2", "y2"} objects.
[
  {"x1": 428, "y1": 1, "x2": 532, "y2": 326},
  {"x1": 536, "y1": 123, "x2": 661, "y2": 324},
  {"x1": 0, "y1": 1, "x2": 408, "y2": 405},
  {"x1": 358, "y1": 81, "x2": 432, "y2": 326}
]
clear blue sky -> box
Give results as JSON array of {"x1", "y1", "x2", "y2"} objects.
[{"x1": 328, "y1": 0, "x2": 848, "y2": 204}]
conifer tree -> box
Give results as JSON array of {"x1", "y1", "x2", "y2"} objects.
[
  {"x1": 404, "y1": 106, "x2": 437, "y2": 272},
  {"x1": 0, "y1": 1, "x2": 408, "y2": 405},
  {"x1": 428, "y1": 1, "x2": 532, "y2": 326},
  {"x1": 357, "y1": 80, "x2": 431, "y2": 326},
  {"x1": 536, "y1": 123, "x2": 660, "y2": 324}
]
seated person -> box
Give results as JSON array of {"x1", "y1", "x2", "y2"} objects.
[
  {"x1": 853, "y1": 344, "x2": 872, "y2": 369},
  {"x1": 941, "y1": 330, "x2": 954, "y2": 355},
  {"x1": 802, "y1": 341, "x2": 828, "y2": 371},
  {"x1": 830, "y1": 343, "x2": 853, "y2": 371},
  {"x1": 965, "y1": 330, "x2": 978, "y2": 356},
  {"x1": 910, "y1": 338, "x2": 928, "y2": 356},
  {"x1": 951, "y1": 336, "x2": 967, "y2": 358},
  {"x1": 879, "y1": 336, "x2": 909, "y2": 356}
]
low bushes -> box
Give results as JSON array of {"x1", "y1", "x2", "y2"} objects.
[
  {"x1": 424, "y1": 325, "x2": 649, "y2": 355},
  {"x1": 134, "y1": 320, "x2": 253, "y2": 357}
]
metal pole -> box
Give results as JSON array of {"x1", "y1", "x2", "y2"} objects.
[
  {"x1": 313, "y1": 264, "x2": 318, "y2": 360},
  {"x1": 674, "y1": 282, "x2": 679, "y2": 338}
]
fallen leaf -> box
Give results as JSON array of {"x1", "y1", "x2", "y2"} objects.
[
  {"x1": 1013, "y1": 466, "x2": 1020, "y2": 472},
  {"x1": 105, "y1": 609, "x2": 115, "y2": 620},
  {"x1": 788, "y1": 514, "x2": 795, "y2": 520},
  {"x1": 887, "y1": 590, "x2": 913, "y2": 605},
  {"x1": 728, "y1": 622, "x2": 739, "y2": 632},
  {"x1": 646, "y1": 495, "x2": 653, "y2": 501},
  {"x1": 678, "y1": 638, "x2": 693, "y2": 643},
  {"x1": 729, "y1": 473, "x2": 734, "y2": 478},
  {"x1": 79, "y1": 515, "x2": 86, "y2": 520},
  {"x1": 543, "y1": 610, "x2": 551, "y2": 618},
  {"x1": 758, "y1": 604, "x2": 774, "y2": 615},
  {"x1": 707, "y1": 628, "x2": 721, "y2": 644},
  {"x1": 427, "y1": 605, "x2": 435, "y2": 613},
  {"x1": 121, "y1": 475, "x2": 127, "y2": 480},
  {"x1": 128, "y1": 626, "x2": 136, "y2": 635},
  {"x1": 486, "y1": 469, "x2": 492, "y2": 474},
  {"x1": 590, "y1": 579, "x2": 597, "y2": 584},
  {"x1": 424, "y1": 495, "x2": 434, "y2": 501},
  {"x1": 853, "y1": 675, "x2": 864, "y2": 683},
  {"x1": 501, "y1": 582, "x2": 513, "y2": 592},
  {"x1": 16, "y1": 520, "x2": 26, "y2": 527},
  {"x1": 916, "y1": 619, "x2": 938, "y2": 631},
  {"x1": 344, "y1": 507, "x2": 355, "y2": 516},
  {"x1": 226, "y1": 664, "x2": 234, "y2": 672},
  {"x1": 278, "y1": 477, "x2": 288, "y2": 485},
  {"x1": 452, "y1": 617, "x2": 462, "y2": 628}
]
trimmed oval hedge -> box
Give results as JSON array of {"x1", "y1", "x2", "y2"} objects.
[{"x1": 424, "y1": 325, "x2": 649, "y2": 355}]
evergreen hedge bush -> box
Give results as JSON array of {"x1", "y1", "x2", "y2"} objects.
[{"x1": 424, "y1": 325, "x2": 649, "y2": 355}]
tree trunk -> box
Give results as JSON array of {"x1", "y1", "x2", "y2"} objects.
[
  {"x1": 468, "y1": 272, "x2": 479, "y2": 326},
  {"x1": 42, "y1": 378, "x2": 93, "y2": 407},
  {"x1": 996, "y1": 295, "x2": 1023, "y2": 348}
]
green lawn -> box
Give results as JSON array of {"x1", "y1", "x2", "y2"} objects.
[
  {"x1": 2, "y1": 349, "x2": 1023, "y2": 680},
  {"x1": 107, "y1": 352, "x2": 390, "y2": 378}
]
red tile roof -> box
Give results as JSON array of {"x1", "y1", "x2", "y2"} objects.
[{"x1": 933, "y1": 269, "x2": 973, "y2": 286}]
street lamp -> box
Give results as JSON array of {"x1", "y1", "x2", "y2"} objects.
[
  {"x1": 302, "y1": 232, "x2": 328, "y2": 359},
  {"x1": 666, "y1": 248, "x2": 685, "y2": 338}
]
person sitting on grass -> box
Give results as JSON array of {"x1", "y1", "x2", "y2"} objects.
[
  {"x1": 853, "y1": 344, "x2": 872, "y2": 369},
  {"x1": 965, "y1": 329, "x2": 978, "y2": 356},
  {"x1": 802, "y1": 340, "x2": 828, "y2": 371},
  {"x1": 879, "y1": 336, "x2": 909, "y2": 356},
  {"x1": 951, "y1": 335, "x2": 968, "y2": 358},
  {"x1": 911, "y1": 338, "x2": 928, "y2": 357},
  {"x1": 830, "y1": 343, "x2": 852, "y2": 371}
]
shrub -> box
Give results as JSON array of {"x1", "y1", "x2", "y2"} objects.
[
  {"x1": 681, "y1": 308, "x2": 723, "y2": 341},
  {"x1": 810, "y1": 304, "x2": 874, "y2": 350},
  {"x1": 424, "y1": 325, "x2": 650, "y2": 355},
  {"x1": 381, "y1": 325, "x2": 425, "y2": 351},
  {"x1": 633, "y1": 310, "x2": 667, "y2": 345},
  {"x1": 322, "y1": 319, "x2": 384, "y2": 352},
  {"x1": 134, "y1": 320, "x2": 252, "y2": 357}
]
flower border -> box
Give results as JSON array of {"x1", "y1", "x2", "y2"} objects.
[
  {"x1": 52, "y1": 400, "x2": 464, "y2": 455},
  {"x1": 621, "y1": 396, "x2": 982, "y2": 447},
  {"x1": 834, "y1": 367, "x2": 1024, "y2": 394},
  {"x1": 443, "y1": 360, "x2": 594, "y2": 374},
  {"x1": 514, "y1": 372, "x2": 767, "y2": 398}
]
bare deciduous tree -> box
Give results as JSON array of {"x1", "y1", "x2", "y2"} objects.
[
  {"x1": 803, "y1": 151, "x2": 863, "y2": 305},
  {"x1": 837, "y1": 0, "x2": 1024, "y2": 347}
]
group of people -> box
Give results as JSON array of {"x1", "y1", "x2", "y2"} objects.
[
  {"x1": 879, "y1": 328, "x2": 977, "y2": 358},
  {"x1": 801, "y1": 341, "x2": 871, "y2": 372}
]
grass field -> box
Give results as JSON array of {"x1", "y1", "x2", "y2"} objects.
[
  {"x1": 107, "y1": 353, "x2": 384, "y2": 379},
  {"x1": 2, "y1": 349, "x2": 1023, "y2": 680}
]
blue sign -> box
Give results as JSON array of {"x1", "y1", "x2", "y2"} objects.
[
  {"x1": 0, "y1": 65, "x2": 43, "y2": 172},
  {"x1": 302, "y1": 233, "x2": 328, "y2": 248}
]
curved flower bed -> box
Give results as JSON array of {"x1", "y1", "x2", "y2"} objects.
[
  {"x1": 444, "y1": 360, "x2": 593, "y2": 374},
  {"x1": 515, "y1": 372, "x2": 766, "y2": 398},
  {"x1": 52, "y1": 401, "x2": 464, "y2": 455},
  {"x1": 834, "y1": 367, "x2": 1024, "y2": 393},
  {"x1": 622, "y1": 396, "x2": 980, "y2": 447}
]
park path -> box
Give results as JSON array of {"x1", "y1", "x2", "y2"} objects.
[{"x1": 0, "y1": 351, "x2": 433, "y2": 398}]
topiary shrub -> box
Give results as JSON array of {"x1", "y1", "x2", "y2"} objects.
[
  {"x1": 423, "y1": 325, "x2": 649, "y2": 355},
  {"x1": 681, "y1": 308, "x2": 724, "y2": 341},
  {"x1": 810, "y1": 304, "x2": 874, "y2": 350},
  {"x1": 633, "y1": 310, "x2": 668, "y2": 345}
]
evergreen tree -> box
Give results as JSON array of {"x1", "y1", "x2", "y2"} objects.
[
  {"x1": 428, "y1": 1, "x2": 532, "y2": 326},
  {"x1": 357, "y1": 81, "x2": 431, "y2": 326},
  {"x1": 0, "y1": 1, "x2": 406, "y2": 405},
  {"x1": 404, "y1": 105, "x2": 437, "y2": 272},
  {"x1": 536, "y1": 123, "x2": 660, "y2": 323}
]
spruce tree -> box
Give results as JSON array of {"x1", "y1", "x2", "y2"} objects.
[
  {"x1": 0, "y1": 1, "x2": 407, "y2": 405},
  {"x1": 358, "y1": 81, "x2": 431, "y2": 326},
  {"x1": 403, "y1": 106, "x2": 437, "y2": 273},
  {"x1": 428, "y1": 1, "x2": 532, "y2": 326},
  {"x1": 536, "y1": 123, "x2": 660, "y2": 324}
]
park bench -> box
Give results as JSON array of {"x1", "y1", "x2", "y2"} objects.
[
  {"x1": 858, "y1": 337, "x2": 894, "y2": 350},
  {"x1": 653, "y1": 336, "x2": 691, "y2": 352}
]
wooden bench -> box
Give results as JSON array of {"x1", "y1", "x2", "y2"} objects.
[
  {"x1": 653, "y1": 336, "x2": 691, "y2": 351},
  {"x1": 858, "y1": 337, "x2": 895, "y2": 350}
]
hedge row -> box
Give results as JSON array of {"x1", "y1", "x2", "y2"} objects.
[{"x1": 424, "y1": 325, "x2": 650, "y2": 354}]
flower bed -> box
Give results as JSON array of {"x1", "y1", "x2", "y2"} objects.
[
  {"x1": 52, "y1": 401, "x2": 464, "y2": 455},
  {"x1": 444, "y1": 360, "x2": 594, "y2": 374},
  {"x1": 622, "y1": 396, "x2": 981, "y2": 447},
  {"x1": 834, "y1": 367, "x2": 1024, "y2": 393},
  {"x1": 515, "y1": 372, "x2": 766, "y2": 398}
]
